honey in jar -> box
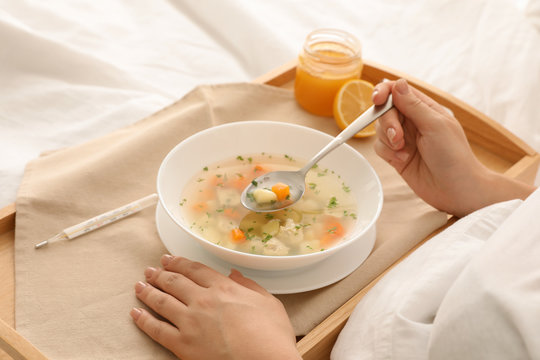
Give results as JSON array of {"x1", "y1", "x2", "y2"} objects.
[{"x1": 294, "y1": 29, "x2": 363, "y2": 117}]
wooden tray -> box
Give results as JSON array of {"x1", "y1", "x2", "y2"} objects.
[{"x1": 1, "y1": 59, "x2": 539, "y2": 360}]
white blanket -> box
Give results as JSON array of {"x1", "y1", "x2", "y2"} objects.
[
  {"x1": 1, "y1": 0, "x2": 540, "y2": 208},
  {"x1": 332, "y1": 189, "x2": 540, "y2": 359}
]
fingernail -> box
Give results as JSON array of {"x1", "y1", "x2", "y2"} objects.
[
  {"x1": 144, "y1": 267, "x2": 157, "y2": 280},
  {"x1": 396, "y1": 150, "x2": 409, "y2": 162},
  {"x1": 161, "y1": 254, "x2": 173, "y2": 266},
  {"x1": 372, "y1": 88, "x2": 379, "y2": 100},
  {"x1": 135, "y1": 281, "x2": 147, "y2": 294},
  {"x1": 130, "y1": 308, "x2": 142, "y2": 320},
  {"x1": 387, "y1": 127, "x2": 397, "y2": 144},
  {"x1": 395, "y1": 79, "x2": 409, "y2": 95}
]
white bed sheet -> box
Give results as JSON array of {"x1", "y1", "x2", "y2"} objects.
[{"x1": 1, "y1": 0, "x2": 540, "y2": 208}]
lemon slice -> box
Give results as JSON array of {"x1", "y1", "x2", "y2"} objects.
[{"x1": 333, "y1": 79, "x2": 376, "y2": 138}]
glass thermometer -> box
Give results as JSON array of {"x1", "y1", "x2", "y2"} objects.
[{"x1": 34, "y1": 193, "x2": 158, "y2": 249}]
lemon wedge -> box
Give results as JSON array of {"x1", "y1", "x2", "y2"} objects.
[{"x1": 333, "y1": 79, "x2": 376, "y2": 138}]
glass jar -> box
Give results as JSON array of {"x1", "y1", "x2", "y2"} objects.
[{"x1": 294, "y1": 29, "x2": 363, "y2": 117}]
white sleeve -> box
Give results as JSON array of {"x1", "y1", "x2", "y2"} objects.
[{"x1": 331, "y1": 198, "x2": 523, "y2": 360}]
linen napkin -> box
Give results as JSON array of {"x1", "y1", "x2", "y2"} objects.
[{"x1": 15, "y1": 83, "x2": 447, "y2": 359}]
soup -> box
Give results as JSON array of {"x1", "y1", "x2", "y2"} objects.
[{"x1": 179, "y1": 153, "x2": 358, "y2": 256}]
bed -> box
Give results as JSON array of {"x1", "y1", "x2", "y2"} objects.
[
  {"x1": 2, "y1": 0, "x2": 540, "y2": 209},
  {"x1": 1, "y1": 0, "x2": 540, "y2": 358}
]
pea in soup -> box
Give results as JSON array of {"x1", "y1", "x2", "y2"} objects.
[{"x1": 179, "y1": 153, "x2": 358, "y2": 256}]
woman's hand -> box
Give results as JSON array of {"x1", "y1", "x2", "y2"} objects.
[
  {"x1": 130, "y1": 255, "x2": 301, "y2": 360},
  {"x1": 373, "y1": 79, "x2": 535, "y2": 216}
]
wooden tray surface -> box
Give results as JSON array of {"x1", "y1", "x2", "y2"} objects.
[{"x1": 1, "y1": 59, "x2": 538, "y2": 360}]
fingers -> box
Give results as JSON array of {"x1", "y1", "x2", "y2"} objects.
[
  {"x1": 390, "y1": 79, "x2": 444, "y2": 133},
  {"x1": 130, "y1": 307, "x2": 181, "y2": 351},
  {"x1": 144, "y1": 266, "x2": 199, "y2": 305},
  {"x1": 142, "y1": 256, "x2": 273, "y2": 310},
  {"x1": 160, "y1": 255, "x2": 227, "y2": 288},
  {"x1": 374, "y1": 78, "x2": 447, "y2": 116},
  {"x1": 372, "y1": 81, "x2": 393, "y2": 105},
  {"x1": 376, "y1": 109, "x2": 406, "y2": 151},
  {"x1": 373, "y1": 80, "x2": 405, "y2": 151},
  {"x1": 228, "y1": 268, "x2": 272, "y2": 297},
  {"x1": 134, "y1": 280, "x2": 187, "y2": 325},
  {"x1": 374, "y1": 138, "x2": 410, "y2": 173}
]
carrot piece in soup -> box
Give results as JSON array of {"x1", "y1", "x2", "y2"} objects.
[
  {"x1": 192, "y1": 202, "x2": 209, "y2": 212},
  {"x1": 230, "y1": 228, "x2": 246, "y2": 243},
  {"x1": 271, "y1": 182, "x2": 290, "y2": 201},
  {"x1": 253, "y1": 165, "x2": 266, "y2": 173},
  {"x1": 198, "y1": 187, "x2": 214, "y2": 201},
  {"x1": 320, "y1": 219, "x2": 345, "y2": 248},
  {"x1": 230, "y1": 173, "x2": 250, "y2": 190},
  {"x1": 223, "y1": 207, "x2": 241, "y2": 219},
  {"x1": 209, "y1": 175, "x2": 225, "y2": 187}
]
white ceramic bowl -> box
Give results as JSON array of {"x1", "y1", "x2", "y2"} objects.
[{"x1": 157, "y1": 121, "x2": 383, "y2": 271}]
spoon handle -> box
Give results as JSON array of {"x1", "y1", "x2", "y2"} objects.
[{"x1": 300, "y1": 95, "x2": 394, "y2": 174}]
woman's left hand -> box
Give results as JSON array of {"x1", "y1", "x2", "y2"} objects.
[{"x1": 131, "y1": 255, "x2": 301, "y2": 360}]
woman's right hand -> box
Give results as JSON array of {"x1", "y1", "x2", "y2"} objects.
[{"x1": 372, "y1": 79, "x2": 535, "y2": 217}]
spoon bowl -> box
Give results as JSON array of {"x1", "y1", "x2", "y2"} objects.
[
  {"x1": 241, "y1": 170, "x2": 306, "y2": 212},
  {"x1": 241, "y1": 95, "x2": 393, "y2": 212}
]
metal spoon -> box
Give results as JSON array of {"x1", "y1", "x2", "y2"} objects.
[{"x1": 240, "y1": 95, "x2": 394, "y2": 212}]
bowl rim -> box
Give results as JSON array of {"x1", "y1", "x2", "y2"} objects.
[{"x1": 157, "y1": 120, "x2": 384, "y2": 260}]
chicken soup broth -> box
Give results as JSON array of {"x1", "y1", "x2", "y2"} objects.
[{"x1": 180, "y1": 153, "x2": 358, "y2": 256}]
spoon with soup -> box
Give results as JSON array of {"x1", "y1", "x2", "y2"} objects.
[{"x1": 241, "y1": 95, "x2": 393, "y2": 212}]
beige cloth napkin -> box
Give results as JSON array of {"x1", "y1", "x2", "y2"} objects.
[{"x1": 15, "y1": 83, "x2": 447, "y2": 359}]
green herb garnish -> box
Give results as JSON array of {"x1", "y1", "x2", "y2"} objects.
[
  {"x1": 317, "y1": 169, "x2": 328, "y2": 177},
  {"x1": 328, "y1": 196, "x2": 338, "y2": 208},
  {"x1": 262, "y1": 233, "x2": 272, "y2": 243}
]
